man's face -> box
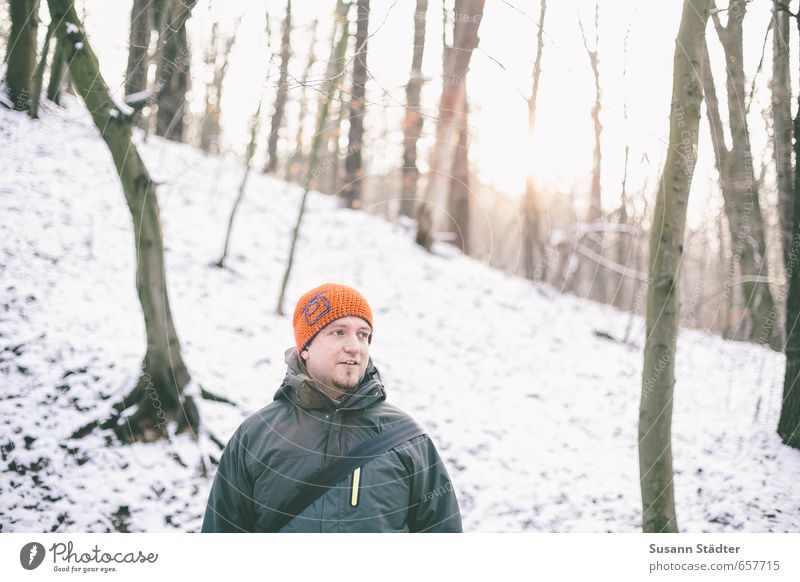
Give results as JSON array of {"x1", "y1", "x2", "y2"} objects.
[{"x1": 300, "y1": 316, "x2": 372, "y2": 397}]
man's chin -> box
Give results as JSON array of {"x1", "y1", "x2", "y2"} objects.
[{"x1": 332, "y1": 380, "x2": 358, "y2": 392}]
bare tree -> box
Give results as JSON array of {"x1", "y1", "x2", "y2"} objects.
[
  {"x1": 701, "y1": 0, "x2": 781, "y2": 350},
  {"x1": 47, "y1": 0, "x2": 201, "y2": 443},
  {"x1": 342, "y1": 0, "x2": 370, "y2": 209},
  {"x1": 4, "y1": 0, "x2": 39, "y2": 111},
  {"x1": 415, "y1": 0, "x2": 485, "y2": 250},
  {"x1": 216, "y1": 100, "x2": 263, "y2": 269},
  {"x1": 46, "y1": 29, "x2": 68, "y2": 104},
  {"x1": 447, "y1": 91, "x2": 470, "y2": 254},
  {"x1": 522, "y1": 0, "x2": 547, "y2": 279},
  {"x1": 639, "y1": 0, "x2": 710, "y2": 534},
  {"x1": 579, "y1": 2, "x2": 608, "y2": 303},
  {"x1": 772, "y1": 0, "x2": 793, "y2": 278},
  {"x1": 28, "y1": 19, "x2": 55, "y2": 119},
  {"x1": 777, "y1": 0, "x2": 800, "y2": 450},
  {"x1": 265, "y1": 0, "x2": 292, "y2": 174},
  {"x1": 286, "y1": 18, "x2": 319, "y2": 182},
  {"x1": 444, "y1": 0, "x2": 473, "y2": 255},
  {"x1": 125, "y1": 0, "x2": 151, "y2": 125},
  {"x1": 277, "y1": 2, "x2": 351, "y2": 314},
  {"x1": 155, "y1": 1, "x2": 190, "y2": 142},
  {"x1": 400, "y1": 0, "x2": 428, "y2": 219},
  {"x1": 198, "y1": 18, "x2": 240, "y2": 154}
]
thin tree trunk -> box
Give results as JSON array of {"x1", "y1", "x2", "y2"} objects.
[
  {"x1": 144, "y1": 0, "x2": 194, "y2": 141},
  {"x1": 198, "y1": 19, "x2": 240, "y2": 154},
  {"x1": 703, "y1": 0, "x2": 781, "y2": 350},
  {"x1": 773, "y1": 0, "x2": 793, "y2": 280},
  {"x1": 155, "y1": 11, "x2": 190, "y2": 142},
  {"x1": 265, "y1": 0, "x2": 292, "y2": 174},
  {"x1": 522, "y1": 0, "x2": 547, "y2": 279},
  {"x1": 216, "y1": 101, "x2": 263, "y2": 268},
  {"x1": 4, "y1": 0, "x2": 39, "y2": 111},
  {"x1": 342, "y1": 0, "x2": 370, "y2": 209},
  {"x1": 46, "y1": 32, "x2": 67, "y2": 104},
  {"x1": 639, "y1": 0, "x2": 710, "y2": 534},
  {"x1": 328, "y1": 82, "x2": 346, "y2": 195},
  {"x1": 286, "y1": 18, "x2": 318, "y2": 182},
  {"x1": 613, "y1": 147, "x2": 630, "y2": 310},
  {"x1": 447, "y1": 90, "x2": 470, "y2": 255},
  {"x1": 400, "y1": 0, "x2": 428, "y2": 219},
  {"x1": 315, "y1": 0, "x2": 349, "y2": 176},
  {"x1": 277, "y1": 3, "x2": 351, "y2": 315},
  {"x1": 28, "y1": 19, "x2": 54, "y2": 119},
  {"x1": 777, "y1": 8, "x2": 800, "y2": 450},
  {"x1": 717, "y1": 211, "x2": 732, "y2": 336},
  {"x1": 415, "y1": 0, "x2": 484, "y2": 250},
  {"x1": 579, "y1": 2, "x2": 608, "y2": 303},
  {"x1": 124, "y1": 0, "x2": 151, "y2": 126},
  {"x1": 47, "y1": 0, "x2": 200, "y2": 443}
]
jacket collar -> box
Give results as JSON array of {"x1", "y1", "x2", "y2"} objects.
[{"x1": 275, "y1": 347, "x2": 387, "y2": 412}]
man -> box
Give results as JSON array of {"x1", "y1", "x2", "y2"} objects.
[{"x1": 201, "y1": 283, "x2": 462, "y2": 532}]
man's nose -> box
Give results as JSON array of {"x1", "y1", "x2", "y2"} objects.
[{"x1": 343, "y1": 334, "x2": 360, "y2": 352}]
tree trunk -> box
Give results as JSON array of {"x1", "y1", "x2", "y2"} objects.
[
  {"x1": 400, "y1": 0, "x2": 428, "y2": 219},
  {"x1": 4, "y1": 0, "x2": 39, "y2": 111},
  {"x1": 639, "y1": 0, "x2": 710, "y2": 534},
  {"x1": 342, "y1": 0, "x2": 370, "y2": 209},
  {"x1": 155, "y1": 7, "x2": 190, "y2": 142},
  {"x1": 415, "y1": 0, "x2": 484, "y2": 250},
  {"x1": 277, "y1": 3, "x2": 351, "y2": 314},
  {"x1": 702, "y1": 0, "x2": 781, "y2": 350},
  {"x1": 46, "y1": 32, "x2": 67, "y2": 104},
  {"x1": 613, "y1": 149, "x2": 630, "y2": 310},
  {"x1": 265, "y1": 0, "x2": 292, "y2": 174},
  {"x1": 522, "y1": 0, "x2": 547, "y2": 280},
  {"x1": 28, "y1": 19, "x2": 54, "y2": 119},
  {"x1": 198, "y1": 19, "x2": 240, "y2": 154},
  {"x1": 777, "y1": 10, "x2": 800, "y2": 450},
  {"x1": 286, "y1": 18, "x2": 318, "y2": 182},
  {"x1": 47, "y1": 0, "x2": 199, "y2": 443},
  {"x1": 124, "y1": 0, "x2": 151, "y2": 126},
  {"x1": 772, "y1": 0, "x2": 793, "y2": 280},
  {"x1": 447, "y1": 90, "x2": 470, "y2": 255},
  {"x1": 216, "y1": 101, "x2": 263, "y2": 268},
  {"x1": 579, "y1": 2, "x2": 608, "y2": 303},
  {"x1": 313, "y1": 0, "x2": 349, "y2": 187},
  {"x1": 328, "y1": 82, "x2": 346, "y2": 195}
]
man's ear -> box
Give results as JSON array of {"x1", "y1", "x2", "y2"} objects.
[{"x1": 300, "y1": 348, "x2": 309, "y2": 361}]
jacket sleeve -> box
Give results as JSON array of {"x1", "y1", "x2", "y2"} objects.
[
  {"x1": 406, "y1": 435, "x2": 463, "y2": 533},
  {"x1": 201, "y1": 427, "x2": 256, "y2": 533}
]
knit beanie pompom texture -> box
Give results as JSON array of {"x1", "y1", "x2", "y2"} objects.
[{"x1": 293, "y1": 283, "x2": 373, "y2": 352}]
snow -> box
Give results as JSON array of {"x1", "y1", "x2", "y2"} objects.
[
  {"x1": 65, "y1": 22, "x2": 79, "y2": 35},
  {"x1": 123, "y1": 90, "x2": 150, "y2": 107},
  {"x1": 107, "y1": 94, "x2": 133, "y2": 118},
  {"x1": 1, "y1": 99, "x2": 799, "y2": 532}
]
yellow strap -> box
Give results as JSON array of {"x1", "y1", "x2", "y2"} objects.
[{"x1": 350, "y1": 467, "x2": 361, "y2": 507}]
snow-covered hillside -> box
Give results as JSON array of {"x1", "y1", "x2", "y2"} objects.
[{"x1": 1, "y1": 99, "x2": 798, "y2": 532}]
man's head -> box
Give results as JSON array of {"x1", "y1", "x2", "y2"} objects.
[{"x1": 293, "y1": 284, "x2": 373, "y2": 396}]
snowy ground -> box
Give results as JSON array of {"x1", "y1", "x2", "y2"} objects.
[{"x1": 1, "y1": 99, "x2": 799, "y2": 532}]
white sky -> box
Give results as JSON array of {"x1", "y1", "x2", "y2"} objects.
[{"x1": 40, "y1": 0, "x2": 797, "y2": 231}]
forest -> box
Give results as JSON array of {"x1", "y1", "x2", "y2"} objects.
[{"x1": 1, "y1": 0, "x2": 799, "y2": 533}]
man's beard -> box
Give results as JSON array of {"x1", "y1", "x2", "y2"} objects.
[{"x1": 332, "y1": 377, "x2": 359, "y2": 392}]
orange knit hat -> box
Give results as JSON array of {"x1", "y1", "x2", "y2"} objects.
[{"x1": 293, "y1": 283, "x2": 373, "y2": 352}]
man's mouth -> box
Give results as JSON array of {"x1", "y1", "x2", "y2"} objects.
[{"x1": 338, "y1": 360, "x2": 359, "y2": 367}]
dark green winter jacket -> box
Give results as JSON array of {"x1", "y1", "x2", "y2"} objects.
[{"x1": 200, "y1": 348, "x2": 462, "y2": 533}]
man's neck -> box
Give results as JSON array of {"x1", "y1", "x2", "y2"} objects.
[{"x1": 314, "y1": 382, "x2": 349, "y2": 403}]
